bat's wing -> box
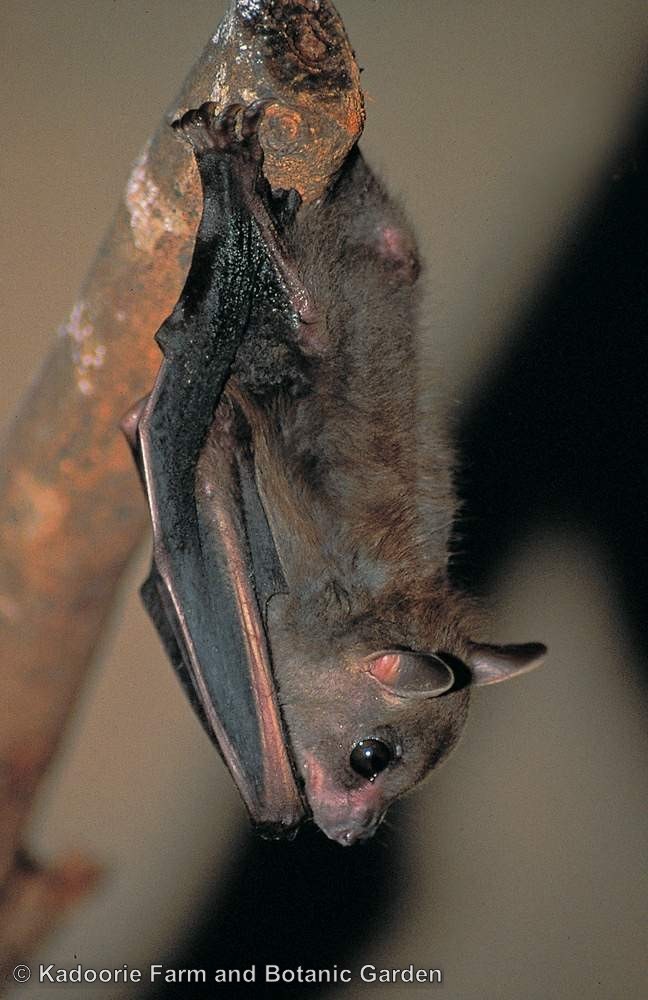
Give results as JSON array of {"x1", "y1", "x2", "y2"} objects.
[
  {"x1": 134, "y1": 383, "x2": 304, "y2": 837},
  {"x1": 123, "y1": 102, "x2": 309, "y2": 836}
]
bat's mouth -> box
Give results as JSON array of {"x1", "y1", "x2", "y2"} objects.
[{"x1": 317, "y1": 814, "x2": 386, "y2": 847}]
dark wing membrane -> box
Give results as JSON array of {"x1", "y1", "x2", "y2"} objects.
[{"x1": 136, "y1": 342, "x2": 305, "y2": 835}]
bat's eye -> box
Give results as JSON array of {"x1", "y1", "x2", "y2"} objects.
[{"x1": 349, "y1": 739, "x2": 393, "y2": 781}]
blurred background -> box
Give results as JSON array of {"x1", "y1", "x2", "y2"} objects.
[{"x1": 2, "y1": 1, "x2": 648, "y2": 997}]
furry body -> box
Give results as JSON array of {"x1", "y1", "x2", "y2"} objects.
[
  {"x1": 135, "y1": 103, "x2": 544, "y2": 845},
  {"x1": 200, "y1": 145, "x2": 476, "y2": 843}
]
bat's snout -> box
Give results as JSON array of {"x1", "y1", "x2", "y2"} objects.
[
  {"x1": 321, "y1": 813, "x2": 385, "y2": 847},
  {"x1": 302, "y1": 752, "x2": 386, "y2": 846}
]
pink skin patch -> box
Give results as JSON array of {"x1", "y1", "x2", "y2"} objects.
[
  {"x1": 376, "y1": 225, "x2": 420, "y2": 283},
  {"x1": 379, "y1": 225, "x2": 407, "y2": 258},
  {"x1": 368, "y1": 652, "x2": 401, "y2": 685},
  {"x1": 302, "y1": 751, "x2": 386, "y2": 846}
]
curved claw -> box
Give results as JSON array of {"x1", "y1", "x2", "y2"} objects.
[
  {"x1": 173, "y1": 101, "x2": 215, "y2": 133},
  {"x1": 220, "y1": 101, "x2": 244, "y2": 139},
  {"x1": 241, "y1": 99, "x2": 274, "y2": 139},
  {"x1": 120, "y1": 396, "x2": 148, "y2": 453},
  {"x1": 172, "y1": 101, "x2": 245, "y2": 155}
]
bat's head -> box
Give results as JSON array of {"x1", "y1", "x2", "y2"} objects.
[{"x1": 273, "y1": 626, "x2": 546, "y2": 845}]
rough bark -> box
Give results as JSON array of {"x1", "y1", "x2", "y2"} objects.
[{"x1": 0, "y1": 0, "x2": 362, "y2": 978}]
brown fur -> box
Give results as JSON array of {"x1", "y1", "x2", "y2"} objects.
[{"x1": 199, "y1": 147, "x2": 484, "y2": 843}]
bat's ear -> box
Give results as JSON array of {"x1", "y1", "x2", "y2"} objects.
[
  {"x1": 465, "y1": 641, "x2": 547, "y2": 686},
  {"x1": 367, "y1": 651, "x2": 455, "y2": 699}
]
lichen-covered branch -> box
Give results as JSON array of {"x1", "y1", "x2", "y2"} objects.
[{"x1": 0, "y1": 0, "x2": 362, "y2": 976}]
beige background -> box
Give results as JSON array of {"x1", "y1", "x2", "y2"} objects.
[{"x1": 2, "y1": 2, "x2": 648, "y2": 998}]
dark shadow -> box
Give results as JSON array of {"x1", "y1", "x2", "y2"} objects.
[
  {"x1": 146, "y1": 815, "x2": 407, "y2": 998},
  {"x1": 453, "y1": 84, "x2": 648, "y2": 669}
]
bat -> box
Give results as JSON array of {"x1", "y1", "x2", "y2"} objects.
[{"x1": 124, "y1": 100, "x2": 546, "y2": 845}]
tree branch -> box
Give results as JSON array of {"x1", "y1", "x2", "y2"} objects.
[{"x1": 0, "y1": 0, "x2": 362, "y2": 977}]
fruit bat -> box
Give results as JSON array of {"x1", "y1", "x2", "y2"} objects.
[{"x1": 124, "y1": 101, "x2": 546, "y2": 845}]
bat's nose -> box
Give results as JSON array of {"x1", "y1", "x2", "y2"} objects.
[
  {"x1": 327, "y1": 813, "x2": 384, "y2": 846},
  {"x1": 301, "y1": 751, "x2": 387, "y2": 844}
]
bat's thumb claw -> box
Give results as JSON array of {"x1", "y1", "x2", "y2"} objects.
[
  {"x1": 120, "y1": 396, "x2": 148, "y2": 453},
  {"x1": 241, "y1": 99, "x2": 275, "y2": 139}
]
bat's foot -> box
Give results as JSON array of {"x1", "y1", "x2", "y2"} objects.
[
  {"x1": 174, "y1": 101, "x2": 322, "y2": 354},
  {"x1": 173, "y1": 100, "x2": 271, "y2": 171},
  {"x1": 173, "y1": 100, "x2": 292, "y2": 231}
]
